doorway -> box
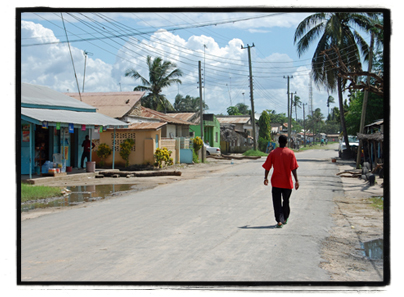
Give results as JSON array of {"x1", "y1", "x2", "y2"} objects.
[{"x1": 34, "y1": 125, "x2": 49, "y2": 167}]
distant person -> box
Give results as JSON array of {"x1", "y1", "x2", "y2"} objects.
[
  {"x1": 81, "y1": 135, "x2": 95, "y2": 168},
  {"x1": 263, "y1": 135, "x2": 299, "y2": 228}
]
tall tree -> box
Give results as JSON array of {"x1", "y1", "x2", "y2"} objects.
[
  {"x1": 125, "y1": 55, "x2": 183, "y2": 112},
  {"x1": 292, "y1": 95, "x2": 301, "y2": 122},
  {"x1": 257, "y1": 110, "x2": 272, "y2": 152},
  {"x1": 235, "y1": 103, "x2": 251, "y2": 115},
  {"x1": 326, "y1": 95, "x2": 335, "y2": 118},
  {"x1": 227, "y1": 106, "x2": 242, "y2": 115},
  {"x1": 294, "y1": 12, "x2": 376, "y2": 151},
  {"x1": 307, "y1": 108, "x2": 325, "y2": 138},
  {"x1": 173, "y1": 94, "x2": 208, "y2": 112}
]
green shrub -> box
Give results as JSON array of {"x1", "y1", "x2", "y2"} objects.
[
  {"x1": 192, "y1": 149, "x2": 200, "y2": 163},
  {"x1": 96, "y1": 143, "x2": 112, "y2": 167},
  {"x1": 119, "y1": 138, "x2": 135, "y2": 167},
  {"x1": 243, "y1": 149, "x2": 268, "y2": 157},
  {"x1": 258, "y1": 137, "x2": 271, "y2": 152}
]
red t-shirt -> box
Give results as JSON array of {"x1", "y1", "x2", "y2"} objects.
[
  {"x1": 82, "y1": 140, "x2": 94, "y2": 153},
  {"x1": 262, "y1": 147, "x2": 298, "y2": 189}
]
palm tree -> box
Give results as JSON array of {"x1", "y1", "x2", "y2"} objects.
[
  {"x1": 292, "y1": 95, "x2": 302, "y2": 122},
  {"x1": 294, "y1": 12, "x2": 376, "y2": 151},
  {"x1": 125, "y1": 55, "x2": 183, "y2": 112},
  {"x1": 326, "y1": 95, "x2": 335, "y2": 118},
  {"x1": 308, "y1": 108, "x2": 324, "y2": 141},
  {"x1": 173, "y1": 94, "x2": 208, "y2": 112}
]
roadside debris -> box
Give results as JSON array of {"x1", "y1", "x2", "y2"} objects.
[
  {"x1": 212, "y1": 155, "x2": 261, "y2": 160},
  {"x1": 99, "y1": 170, "x2": 182, "y2": 178}
]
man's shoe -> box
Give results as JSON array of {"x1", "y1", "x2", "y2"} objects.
[
  {"x1": 283, "y1": 219, "x2": 288, "y2": 225},
  {"x1": 276, "y1": 223, "x2": 283, "y2": 228}
]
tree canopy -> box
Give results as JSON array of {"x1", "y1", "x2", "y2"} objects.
[
  {"x1": 125, "y1": 55, "x2": 183, "y2": 112},
  {"x1": 173, "y1": 94, "x2": 208, "y2": 112}
]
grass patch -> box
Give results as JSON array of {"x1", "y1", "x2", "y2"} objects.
[
  {"x1": 21, "y1": 183, "x2": 63, "y2": 203},
  {"x1": 369, "y1": 196, "x2": 383, "y2": 210},
  {"x1": 243, "y1": 149, "x2": 268, "y2": 157}
]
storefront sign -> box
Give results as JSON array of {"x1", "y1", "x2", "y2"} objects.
[
  {"x1": 22, "y1": 124, "x2": 30, "y2": 142},
  {"x1": 42, "y1": 121, "x2": 48, "y2": 129},
  {"x1": 69, "y1": 123, "x2": 74, "y2": 133}
]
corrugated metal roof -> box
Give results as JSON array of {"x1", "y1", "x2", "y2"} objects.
[
  {"x1": 22, "y1": 83, "x2": 96, "y2": 111},
  {"x1": 365, "y1": 119, "x2": 384, "y2": 127},
  {"x1": 21, "y1": 107, "x2": 128, "y2": 128},
  {"x1": 126, "y1": 122, "x2": 167, "y2": 130},
  {"x1": 141, "y1": 107, "x2": 190, "y2": 125},
  {"x1": 216, "y1": 116, "x2": 251, "y2": 124},
  {"x1": 67, "y1": 91, "x2": 145, "y2": 118},
  {"x1": 168, "y1": 112, "x2": 197, "y2": 122}
]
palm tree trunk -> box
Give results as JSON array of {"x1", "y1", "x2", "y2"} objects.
[{"x1": 338, "y1": 77, "x2": 350, "y2": 152}]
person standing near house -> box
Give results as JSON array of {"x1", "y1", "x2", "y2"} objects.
[
  {"x1": 81, "y1": 135, "x2": 95, "y2": 168},
  {"x1": 262, "y1": 135, "x2": 299, "y2": 228}
]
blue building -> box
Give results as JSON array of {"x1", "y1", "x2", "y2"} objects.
[{"x1": 20, "y1": 83, "x2": 128, "y2": 177}]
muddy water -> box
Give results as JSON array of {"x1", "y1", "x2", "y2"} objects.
[
  {"x1": 362, "y1": 238, "x2": 384, "y2": 260},
  {"x1": 21, "y1": 184, "x2": 140, "y2": 212}
]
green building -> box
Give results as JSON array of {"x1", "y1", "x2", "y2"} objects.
[{"x1": 190, "y1": 114, "x2": 220, "y2": 148}]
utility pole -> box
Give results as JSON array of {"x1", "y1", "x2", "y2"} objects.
[
  {"x1": 356, "y1": 32, "x2": 375, "y2": 169},
  {"x1": 242, "y1": 43, "x2": 257, "y2": 150},
  {"x1": 290, "y1": 91, "x2": 296, "y2": 147},
  {"x1": 309, "y1": 74, "x2": 314, "y2": 145},
  {"x1": 198, "y1": 61, "x2": 205, "y2": 163},
  {"x1": 82, "y1": 50, "x2": 93, "y2": 93},
  {"x1": 303, "y1": 103, "x2": 307, "y2": 147},
  {"x1": 284, "y1": 75, "x2": 293, "y2": 147}
]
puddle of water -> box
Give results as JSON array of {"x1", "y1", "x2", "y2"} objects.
[
  {"x1": 21, "y1": 184, "x2": 137, "y2": 212},
  {"x1": 362, "y1": 238, "x2": 384, "y2": 260}
]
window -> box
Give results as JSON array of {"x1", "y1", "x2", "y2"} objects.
[
  {"x1": 215, "y1": 132, "x2": 218, "y2": 143},
  {"x1": 155, "y1": 134, "x2": 159, "y2": 149}
]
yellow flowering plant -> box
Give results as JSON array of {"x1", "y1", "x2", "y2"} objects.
[
  {"x1": 96, "y1": 143, "x2": 112, "y2": 167},
  {"x1": 192, "y1": 136, "x2": 203, "y2": 151},
  {"x1": 154, "y1": 147, "x2": 173, "y2": 168}
]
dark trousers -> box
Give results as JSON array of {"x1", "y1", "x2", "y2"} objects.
[
  {"x1": 272, "y1": 187, "x2": 292, "y2": 223},
  {"x1": 81, "y1": 151, "x2": 90, "y2": 168}
]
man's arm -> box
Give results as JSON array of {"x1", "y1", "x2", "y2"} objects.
[
  {"x1": 292, "y1": 169, "x2": 299, "y2": 190},
  {"x1": 264, "y1": 169, "x2": 269, "y2": 186}
]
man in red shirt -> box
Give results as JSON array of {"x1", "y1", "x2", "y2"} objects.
[
  {"x1": 81, "y1": 135, "x2": 95, "y2": 169},
  {"x1": 262, "y1": 135, "x2": 299, "y2": 228}
]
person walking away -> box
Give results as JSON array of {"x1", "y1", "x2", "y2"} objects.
[
  {"x1": 81, "y1": 135, "x2": 95, "y2": 169},
  {"x1": 263, "y1": 135, "x2": 299, "y2": 228}
]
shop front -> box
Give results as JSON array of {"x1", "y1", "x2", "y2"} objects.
[{"x1": 20, "y1": 83, "x2": 128, "y2": 178}]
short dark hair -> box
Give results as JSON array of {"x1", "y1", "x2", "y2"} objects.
[{"x1": 279, "y1": 135, "x2": 287, "y2": 145}]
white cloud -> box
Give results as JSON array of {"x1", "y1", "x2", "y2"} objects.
[
  {"x1": 21, "y1": 17, "x2": 325, "y2": 116},
  {"x1": 21, "y1": 21, "x2": 118, "y2": 93}
]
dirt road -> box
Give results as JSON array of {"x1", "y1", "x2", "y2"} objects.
[{"x1": 20, "y1": 145, "x2": 385, "y2": 282}]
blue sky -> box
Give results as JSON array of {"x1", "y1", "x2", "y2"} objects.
[{"x1": 20, "y1": 8, "x2": 379, "y2": 119}]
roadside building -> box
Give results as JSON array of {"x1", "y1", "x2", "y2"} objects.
[
  {"x1": 357, "y1": 119, "x2": 384, "y2": 170},
  {"x1": 67, "y1": 92, "x2": 192, "y2": 165},
  {"x1": 190, "y1": 114, "x2": 221, "y2": 149},
  {"x1": 216, "y1": 115, "x2": 257, "y2": 153},
  {"x1": 20, "y1": 83, "x2": 128, "y2": 177},
  {"x1": 98, "y1": 121, "x2": 167, "y2": 168}
]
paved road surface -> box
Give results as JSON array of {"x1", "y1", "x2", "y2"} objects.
[{"x1": 21, "y1": 145, "x2": 342, "y2": 282}]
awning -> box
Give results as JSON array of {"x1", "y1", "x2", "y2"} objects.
[{"x1": 21, "y1": 107, "x2": 128, "y2": 129}]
